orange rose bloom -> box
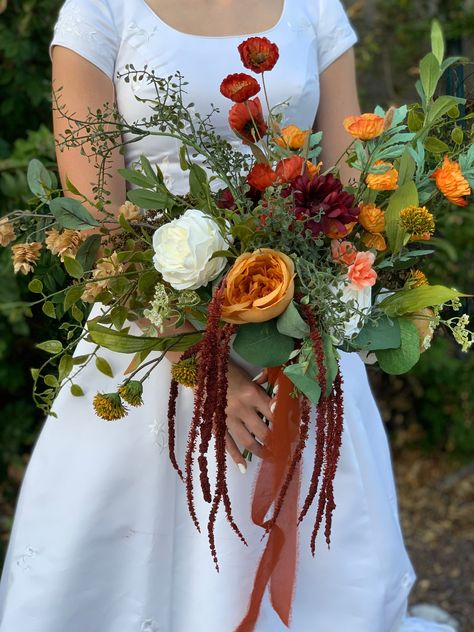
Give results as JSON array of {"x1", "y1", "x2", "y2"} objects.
[
  {"x1": 343, "y1": 113, "x2": 385, "y2": 141},
  {"x1": 238, "y1": 37, "x2": 279, "y2": 74},
  {"x1": 359, "y1": 203, "x2": 385, "y2": 233},
  {"x1": 221, "y1": 248, "x2": 295, "y2": 324},
  {"x1": 431, "y1": 155, "x2": 471, "y2": 207},
  {"x1": 220, "y1": 73, "x2": 261, "y2": 103},
  {"x1": 366, "y1": 161, "x2": 399, "y2": 191},
  {"x1": 362, "y1": 231, "x2": 387, "y2": 251},
  {"x1": 247, "y1": 163, "x2": 277, "y2": 191},
  {"x1": 275, "y1": 125, "x2": 310, "y2": 149},
  {"x1": 228, "y1": 96, "x2": 267, "y2": 143}
]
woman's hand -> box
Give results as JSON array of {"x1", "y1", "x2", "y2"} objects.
[{"x1": 224, "y1": 363, "x2": 274, "y2": 473}]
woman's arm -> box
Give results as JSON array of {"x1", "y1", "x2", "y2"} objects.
[
  {"x1": 52, "y1": 46, "x2": 126, "y2": 220},
  {"x1": 314, "y1": 48, "x2": 361, "y2": 184}
]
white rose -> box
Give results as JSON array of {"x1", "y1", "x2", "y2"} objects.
[{"x1": 152, "y1": 209, "x2": 229, "y2": 290}]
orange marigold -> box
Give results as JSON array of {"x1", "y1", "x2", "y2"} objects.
[
  {"x1": 343, "y1": 113, "x2": 385, "y2": 141},
  {"x1": 275, "y1": 125, "x2": 310, "y2": 149},
  {"x1": 358, "y1": 203, "x2": 385, "y2": 233},
  {"x1": 431, "y1": 155, "x2": 471, "y2": 207},
  {"x1": 366, "y1": 161, "x2": 399, "y2": 191},
  {"x1": 220, "y1": 73, "x2": 261, "y2": 103}
]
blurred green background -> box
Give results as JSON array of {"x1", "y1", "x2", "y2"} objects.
[{"x1": 0, "y1": 0, "x2": 473, "y2": 564}]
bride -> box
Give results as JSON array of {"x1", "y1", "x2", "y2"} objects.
[{"x1": 0, "y1": 1, "x2": 457, "y2": 631}]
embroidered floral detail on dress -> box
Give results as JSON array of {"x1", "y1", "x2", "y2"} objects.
[
  {"x1": 286, "y1": 17, "x2": 312, "y2": 32},
  {"x1": 127, "y1": 20, "x2": 158, "y2": 49},
  {"x1": 53, "y1": 0, "x2": 98, "y2": 42},
  {"x1": 318, "y1": 24, "x2": 355, "y2": 63},
  {"x1": 15, "y1": 546, "x2": 39, "y2": 571},
  {"x1": 141, "y1": 619, "x2": 160, "y2": 631},
  {"x1": 149, "y1": 418, "x2": 168, "y2": 453}
]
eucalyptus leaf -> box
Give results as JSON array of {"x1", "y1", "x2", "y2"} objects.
[
  {"x1": 42, "y1": 301, "x2": 56, "y2": 319},
  {"x1": 70, "y1": 384, "x2": 85, "y2": 397},
  {"x1": 375, "y1": 319, "x2": 420, "y2": 375},
  {"x1": 95, "y1": 356, "x2": 114, "y2": 378},
  {"x1": 36, "y1": 340, "x2": 63, "y2": 354},
  {"x1": 28, "y1": 279, "x2": 43, "y2": 294},
  {"x1": 127, "y1": 188, "x2": 171, "y2": 209},
  {"x1": 76, "y1": 234, "x2": 102, "y2": 273},
  {"x1": 233, "y1": 320, "x2": 294, "y2": 367},
  {"x1": 283, "y1": 363, "x2": 321, "y2": 405},
  {"x1": 49, "y1": 197, "x2": 99, "y2": 229},
  {"x1": 27, "y1": 158, "x2": 52, "y2": 201},
  {"x1": 350, "y1": 315, "x2": 401, "y2": 351},
  {"x1": 63, "y1": 255, "x2": 84, "y2": 279},
  {"x1": 276, "y1": 301, "x2": 310, "y2": 339},
  {"x1": 59, "y1": 354, "x2": 74, "y2": 380},
  {"x1": 118, "y1": 167, "x2": 155, "y2": 188}
]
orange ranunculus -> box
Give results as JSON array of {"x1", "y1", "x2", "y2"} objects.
[
  {"x1": 220, "y1": 73, "x2": 261, "y2": 103},
  {"x1": 228, "y1": 96, "x2": 268, "y2": 144},
  {"x1": 343, "y1": 113, "x2": 385, "y2": 141},
  {"x1": 275, "y1": 125, "x2": 310, "y2": 149},
  {"x1": 325, "y1": 220, "x2": 357, "y2": 240},
  {"x1": 331, "y1": 240, "x2": 358, "y2": 266},
  {"x1": 238, "y1": 37, "x2": 279, "y2": 74},
  {"x1": 247, "y1": 163, "x2": 277, "y2": 191},
  {"x1": 221, "y1": 248, "x2": 295, "y2": 324},
  {"x1": 362, "y1": 231, "x2": 387, "y2": 251},
  {"x1": 306, "y1": 160, "x2": 322, "y2": 179},
  {"x1": 366, "y1": 161, "x2": 399, "y2": 191},
  {"x1": 431, "y1": 155, "x2": 471, "y2": 207},
  {"x1": 358, "y1": 203, "x2": 385, "y2": 233},
  {"x1": 275, "y1": 155, "x2": 304, "y2": 182}
]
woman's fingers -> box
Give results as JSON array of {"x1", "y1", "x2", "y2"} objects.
[
  {"x1": 252, "y1": 368, "x2": 268, "y2": 386},
  {"x1": 225, "y1": 433, "x2": 248, "y2": 473},
  {"x1": 241, "y1": 409, "x2": 270, "y2": 445},
  {"x1": 227, "y1": 416, "x2": 265, "y2": 459}
]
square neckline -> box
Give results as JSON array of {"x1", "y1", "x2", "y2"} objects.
[{"x1": 138, "y1": 0, "x2": 288, "y2": 40}]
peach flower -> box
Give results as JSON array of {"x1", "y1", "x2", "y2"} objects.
[
  {"x1": 331, "y1": 240, "x2": 358, "y2": 266},
  {"x1": 358, "y1": 203, "x2": 385, "y2": 233},
  {"x1": 0, "y1": 217, "x2": 15, "y2": 247},
  {"x1": 221, "y1": 248, "x2": 294, "y2": 324},
  {"x1": 343, "y1": 113, "x2": 385, "y2": 141},
  {"x1": 275, "y1": 125, "x2": 310, "y2": 149},
  {"x1": 366, "y1": 161, "x2": 399, "y2": 191},
  {"x1": 431, "y1": 155, "x2": 471, "y2": 207},
  {"x1": 347, "y1": 251, "x2": 377, "y2": 290}
]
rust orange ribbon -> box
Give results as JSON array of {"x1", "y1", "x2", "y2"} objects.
[{"x1": 236, "y1": 366, "x2": 301, "y2": 632}]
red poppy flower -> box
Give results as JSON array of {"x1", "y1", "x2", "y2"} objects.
[
  {"x1": 238, "y1": 37, "x2": 280, "y2": 74},
  {"x1": 247, "y1": 163, "x2": 277, "y2": 191},
  {"x1": 220, "y1": 73, "x2": 261, "y2": 103},
  {"x1": 228, "y1": 96, "x2": 268, "y2": 143}
]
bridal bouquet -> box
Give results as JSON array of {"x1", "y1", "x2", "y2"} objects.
[{"x1": 0, "y1": 21, "x2": 472, "y2": 627}]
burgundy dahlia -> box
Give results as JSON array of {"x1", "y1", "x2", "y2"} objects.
[{"x1": 285, "y1": 173, "x2": 360, "y2": 238}]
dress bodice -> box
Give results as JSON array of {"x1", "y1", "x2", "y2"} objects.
[{"x1": 50, "y1": 0, "x2": 357, "y2": 193}]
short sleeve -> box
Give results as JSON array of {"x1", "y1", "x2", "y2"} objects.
[
  {"x1": 316, "y1": 0, "x2": 358, "y2": 73},
  {"x1": 50, "y1": 0, "x2": 119, "y2": 80}
]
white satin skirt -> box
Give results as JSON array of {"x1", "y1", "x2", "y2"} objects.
[{"x1": 0, "y1": 320, "x2": 455, "y2": 632}]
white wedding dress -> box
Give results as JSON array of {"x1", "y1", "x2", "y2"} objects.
[{"x1": 0, "y1": 1, "x2": 456, "y2": 631}]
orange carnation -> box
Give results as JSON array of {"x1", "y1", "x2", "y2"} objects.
[
  {"x1": 228, "y1": 96, "x2": 267, "y2": 144},
  {"x1": 247, "y1": 163, "x2": 277, "y2": 191},
  {"x1": 362, "y1": 232, "x2": 387, "y2": 251},
  {"x1": 343, "y1": 113, "x2": 385, "y2": 141},
  {"x1": 221, "y1": 248, "x2": 295, "y2": 324},
  {"x1": 275, "y1": 155, "x2": 304, "y2": 182},
  {"x1": 275, "y1": 125, "x2": 310, "y2": 149},
  {"x1": 359, "y1": 203, "x2": 385, "y2": 233},
  {"x1": 220, "y1": 73, "x2": 261, "y2": 103},
  {"x1": 366, "y1": 161, "x2": 399, "y2": 191},
  {"x1": 238, "y1": 37, "x2": 279, "y2": 74},
  {"x1": 431, "y1": 155, "x2": 471, "y2": 207}
]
